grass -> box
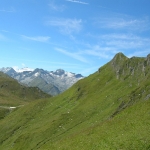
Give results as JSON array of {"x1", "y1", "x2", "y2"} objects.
[
  {"x1": 0, "y1": 53, "x2": 150, "y2": 149},
  {"x1": 0, "y1": 71, "x2": 51, "y2": 120},
  {"x1": 0, "y1": 72, "x2": 51, "y2": 106}
]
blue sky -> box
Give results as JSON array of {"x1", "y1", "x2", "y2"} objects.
[{"x1": 0, "y1": 0, "x2": 150, "y2": 76}]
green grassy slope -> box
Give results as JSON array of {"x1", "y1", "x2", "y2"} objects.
[
  {"x1": 0, "y1": 53, "x2": 150, "y2": 150},
  {"x1": 0, "y1": 72, "x2": 51, "y2": 119}
]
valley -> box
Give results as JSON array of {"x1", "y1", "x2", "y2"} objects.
[{"x1": 0, "y1": 53, "x2": 150, "y2": 150}]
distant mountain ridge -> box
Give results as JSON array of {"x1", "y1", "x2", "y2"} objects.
[{"x1": 0, "y1": 67, "x2": 84, "y2": 95}]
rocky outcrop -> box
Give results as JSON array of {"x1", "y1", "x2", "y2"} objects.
[{"x1": 109, "y1": 52, "x2": 150, "y2": 79}]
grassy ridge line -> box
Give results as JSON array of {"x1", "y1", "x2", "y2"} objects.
[
  {"x1": 0, "y1": 53, "x2": 150, "y2": 149},
  {"x1": 0, "y1": 71, "x2": 51, "y2": 120},
  {"x1": 0, "y1": 71, "x2": 51, "y2": 106}
]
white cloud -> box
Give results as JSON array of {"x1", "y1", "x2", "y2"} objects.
[
  {"x1": 66, "y1": 0, "x2": 89, "y2": 5},
  {"x1": 55, "y1": 47, "x2": 88, "y2": 63},
  {"x1": 84, "y1": 49, "x2": 113, "y2": 59},
  {"x1": 82, "y1": 45, "x2": 118, "y2": 59},
  {"x1": 81, "y1": 33, "x2": 150, "y2": 60},
  {"x1": 13, "y1": 66, "x2": 34, "y2": 72},
  {"x1": 49, "y1": 2, "x2": 66, "y2": 11},
  {"x1": 100, "y1": 33, "x2": 150, "y2": 50},
  {"x1": 46, "y1": 18, "x2": 82, "y2": 35},
  {"x1": 95, "y1": 15, "x2": 150, "y2": 31},
  {"x1": 12, "y1": 66, "x2": 19, "y2": 71},
  {"x1": 21, "y1": 35, "x2": 50, "y2": 42}
]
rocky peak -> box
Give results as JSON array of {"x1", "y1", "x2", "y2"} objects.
[
  {"x1": 110, "y1": 52, "x2": 128, "y2": 74},
  {"x1": 75, "y1": 74, "x2": 83, "y2": 78},
  {"x1": 111, "y1": 52, "x2": 128, "y2": 65},
  {"x1": 53, "y1": 69, "x2": 65, "y2": 76},
  {"x1": 33, "y1": 68, "x2": 49, "y2": 74},
  {"x1": 109, "y1": 53, "x2": 150, "y2": 79},
  {"x1": 0, "y1": 67, "x2": 16, "y2": 76}
]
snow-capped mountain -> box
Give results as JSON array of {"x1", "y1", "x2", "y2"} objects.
[
  {"x1": 0, "y1": 67, "x2": 16, "y2": 76},
  {"x1": 0, "y1": 67, "x2": 84, "y2": 96}
]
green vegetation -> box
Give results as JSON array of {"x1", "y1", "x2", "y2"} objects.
[
  {"x1": 0, "y1": 72, "x2": 51, "y2": 119},
  {"x1": 0, "y1": 53, "x2": 150, "y2": 149}
]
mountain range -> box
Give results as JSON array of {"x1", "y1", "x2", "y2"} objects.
[
  {"x1": 0, "y1": 68, "x2": 84, "y2": 96},
  {"x1": 0, "y1": 52, "x2": 150, "y2": 149}
]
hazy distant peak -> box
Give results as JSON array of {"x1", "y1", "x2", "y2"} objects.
[
  {"x1": 112, "y1": 52, "x2": 128, "y2": 61},
  {"x1": 54, "y1": 69, "x2": 65, "y2": 76}
]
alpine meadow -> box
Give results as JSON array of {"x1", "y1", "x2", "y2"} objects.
[{"x1": 0, "y1": 52, "x2": 150, "y2": 150}]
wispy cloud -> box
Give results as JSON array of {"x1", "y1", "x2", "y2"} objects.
[
  {"x1": 21, "y1": 35, "x2": 50, "y2": 42},
  {"x1": 80, "y1": 66, "x2": 100, "y2": 76},
  {"x1": 55, "y1": 47, "x2": 88, "y2": 63},
  {"x1": 46, "y1": 18, "x2": 82, "y2": 35},
  {"x1": 100, "y1": 33, "x2": 150, "y2": 49},
  {"x1": 95, "y1": 15, "x2": 150, "y2": 31},
  {"x1": 84, "y1": 33, "x2": 150, "y2": 59},
  {"x1": 12, "y1": 65, "x2": 34, "y2": 72},
  {"x1": 0, "y1": 34, "x2": 6, "y2": 41},
  {"x1": 66, "y1": 0, "x2": 89, "y2": 5},
  {"x1": 1, "y1": 30, "x2": 9, "y2": 33},
  {"x1": 84, "y1": 48, "x2": 114, "y2": 59},
  {"x1": 82, "y1": 44, "x2": 118, "y2": 60},
  {"x1": 0, "y1": 7, "x2": 15, "y2": 13},
  {"x1": 6, "y1": 57, "x2": 84, "y2": 71},
  {"x1": 49, "y1": 2, "x2": 66, "y2": 11},
  {"x1": 6, "y1": 57, "x2": 81, "y2": 66},
  {"x1": 127, "y1": 50, "x2": 150, "y2": 58}
]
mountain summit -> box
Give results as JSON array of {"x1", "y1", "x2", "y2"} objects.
[
  {"x1": 0, "y1": 68, "x2": 84, "y2": 95},
  {"x1": 109, "y1": 53, "x2": 150, "y2": 79}
]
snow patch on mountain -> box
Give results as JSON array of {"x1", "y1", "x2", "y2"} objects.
[
  {"x1": 0, "y1": 67, "x2": 84, "y2": 96},
  {"x1": 34, "y1": 72, "x2": 39, "y2": 77},
  {"x1": 65, "y1": 72, "x2": 74, "y2": 77}
]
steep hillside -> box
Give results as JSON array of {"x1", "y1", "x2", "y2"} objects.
[
  {"x1": 0, "y1": 72, "x2": 51, "y2": 119},
  {"x1": 0, "y1": 53, "x2": 150, "y2": 150},
  {"x1": 28, "y1": 76, "x2": 60, "y2": 95}
]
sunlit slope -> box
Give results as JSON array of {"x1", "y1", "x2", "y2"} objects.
[{"x1": 0, "y1": 53, "x2": 150, "y2": 150}]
